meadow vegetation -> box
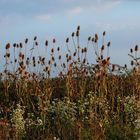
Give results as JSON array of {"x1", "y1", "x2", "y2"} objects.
[{"x1": 0, "y1": 26, "x2": 140, "y2": 140}]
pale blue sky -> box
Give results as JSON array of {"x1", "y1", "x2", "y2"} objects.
[{"x1": 0, "y1": 0, "x2": 140, "y2": 67}]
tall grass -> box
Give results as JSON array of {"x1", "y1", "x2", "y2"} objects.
[{"x1": 0, "y1": 26, "x2": 140, "y2": 140}]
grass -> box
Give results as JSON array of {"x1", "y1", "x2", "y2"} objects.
[{"x1": 0, "y1": 25, "x2": 140, "y2": 140}]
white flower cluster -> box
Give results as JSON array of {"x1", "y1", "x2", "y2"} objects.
[{"x1": 11, "y1": 104, "x2": 26, "y2": 136}]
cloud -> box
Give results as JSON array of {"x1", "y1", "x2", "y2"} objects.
[
  {"x1": 37, "y1": 14, "x2": 52, "y2": 22},
  {"x1": 67, "y1": 7, "x2": 83, "y2": 15}
]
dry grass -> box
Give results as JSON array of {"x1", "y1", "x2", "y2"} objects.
[{"x1": 0, "y1": 26, "x2": 140, "y2": 140}]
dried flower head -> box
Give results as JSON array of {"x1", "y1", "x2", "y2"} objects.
[
  {"x1": 135, "y1": 45, "x2": 138, "y2": 51},
  {"x1": 6, "y1": 43, "x2": 10, "y2": 49}
]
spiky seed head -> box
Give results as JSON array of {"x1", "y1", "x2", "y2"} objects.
[
  {"x1": 101, "y1": 55, "x2": 103, "y2": 59},
  {"x1": 73, "y1": 52, "x2": 76, "y2": 56},
  {"x1": 84, "y1": 48, "x2": 87, "y2": 53},
  {"x1": 52, "y1": 57, "x2": 55, "y2": 61},
  {"x1": 66, "y1": 37, "x2": 69, "y2": 43},
  {"x1": 35, "y1": 42, "x2": 38, "y2": 46},
  {"x1": 54, "y1": 63, "x2": 57, "y2": 67},
  {"x1": 63, "y1": 63, "x2": 66, "y2": 68},
  {"x1": 130, "y1": 48, "x2": 133, "y2": 53},
  {"x1": 135, "y1": 45, "x2": 138, "y2": 51},
  {"x1": 107, "y1": 42, "x2": 111, "y2": 47},
  {"x1": 92, "y1": 37, "x2": 94, "y2": 42},
  {"x1": 53, "y1": 38, "x2": 56, "y2": 43},
  {"x1": 51, "y1": 48, "x2": 54, "y2": 53},
  {"x1": 34, "y1": 36, "x2": 37, "y2": 41},
  {"x1": 76, "y1": 30, "x2": 79, "y2": 37},
  {"x1": 88, "y1": 36, "x2": 91, "y2": 41},
  {"x1": 66, "y1": 54, "x2": 68, "y2": 58},
  {"x1": 57, "y1": 47, "x2": 60, "y2": 51},
  {"x1": 131, "y1": 60, "x2": 134, "y2": 66},
  {"x1": 25, "y1": 38, "x2": 28, "y2": 44},
  {"x1": 103, "y1": 31, "x2": 106, "y2": 36},
  {"x1": 101, "y1": 45, "x2": 104, "y2": 51},
  {"x1": 72, "y1": 32, "x2": 75, "y2": 37},
  {"x1": 45, "y1": 40, "x2": 48, "y2": 46},
  {"x1": 77, "y1": 25, "x2": 80, "y2": 31},
  {"x1": 112, "y1": 64, "x2": 115, "y2": 71},
  {"x1": 83, "y1": 58, "x2": 86, "y2": 63},
  {"x1": 59, "y1": 55, "x2": 61, "y2": 60},
  {"x1": 124, "y1": 64, "x2": 127, "y2": 68},
  {"x1": 6, "y1": 43, "x2": 10, "y2": 49},
  {"x1": 19, "y1": 43, "x2": 23, "y2": 48},
  {"x1": 13, "y1": 43, "x2": 16, "y2": 48},
  {"x1": 95, "y1": 34, "x2": 98, "y2": 41}
]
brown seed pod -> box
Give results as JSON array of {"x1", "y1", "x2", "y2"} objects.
[
  {"x1": 66, "y1": 37, "x2": 69, "y2": 43},
  {"x1": 77, "y1": 25, "x2": 80, "y2": 31},
  {"x1": 130, "y1": 48, "x2": 133, "y2": 53},
  {"x1": 45, "y1": 40, "x2": 48, "y2": 46},
  {"x1": 13, "y1": 43, "x2": 16, "y2": 48},
  {"x1": 72, "y1": 32, "x2": 75, "y2": 37},
  {"x1": 25, "y1": 38, "x2": 28, "y2": 44},
  {"x1": 95, "y1": 34, "x2": 98, "y2": 41},
  {"x1": 34, "y1": 36, "x2": 37, "y2": 41},
  {"x1": 135, "y1": 45, "x2": 138, "y2": 51},
  {"x1": 59, "y1": 55, "x2": 61, "y2": 60},
  {"x1": 92, "y1": 37, "x2": 94, "y2": 42},
  {"x1": 57, "y1": 47, "x2": 60, "y2": 51},
  {"x1": 20, "y1": 43, "x2": 23, "y2": 48},
  {"x1": 131, "y1": 60, "x2": 134, "y2": 66},
  {"x1": 66, "y1": 54, "x2": 68, "y2": 58},
  {"x1": 73, "y1": 52, "x2": 76, "y2": 56},
  {"x1": 53, "y1": 38, "x2": 56, "y2": 43},
  {"x1": 54, "y1": 63, "x2": 57, "y2": 67},
  {"x1": 103, "y1": 31, "x2": 106, "y2": 36},
  {"x1": 107, "y1": 42, "x2": 111, "y2": 47},
  {"x1": 51, "y1": 48, "x2": 54, "y2": 53},
  {"x1": 6, "y1": 43, "x2": 10, "y2": 49},
  {"x1": 88, "y1": 36, "x2": 91, "y2": 41},
  {"x1": 35, "y1": 42, "x2": 38, "y2": 46},
  {"x1": 76, "y1": 30, "x2": 79, "y2": 37},
  {"x1": 101, "y1": 45, "x2": 104, "y2": 51}
]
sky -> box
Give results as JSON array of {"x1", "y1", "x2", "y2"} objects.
[{"x1": 0, "y1": 0, "x2": 140, "y2": 68}]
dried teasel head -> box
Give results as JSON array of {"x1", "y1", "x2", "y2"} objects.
[
  {"x1": 53, "y1": 38, "x2": 56, "y2": 43},
  {"x1": 88, "y1": 36, "x2": 91, "y2": 41},
  {"x1": 57, "y1": 47, "x2": 60, "y2": 51},
  {"x1": 103, "y1": 31, "x2": 106, "y2": 36},
  {"x1": 95, "y1": 34, "x2": 98, "y2": 41},
  {"x1": 51, "y1": 48, "x2": 54, "y2": 53},
  {"x1": 6, "y1": 43, "x2": 10, "y2": 49},
  {"x1": 45, "y1": 40, "x2": 48, "y2": 46},
  {"x1": 59, "y1": 55, "x2": 61, "y2": 60},
  {"x1": 76, "y1": 30, "x2": 79, "y2": 37},
  {"x1": 66, "y1": 37, "x2": 69, "y2": 43},
  {"x1": 135, "y1": 45, "x2": 138, "y2": 51},
  {"x1": 72, "y1": 32, "x2": 75, "y2": 37},
  {"x1": 92, "y1": 37, "x2": 94, "y2": 42},
  {"x1": 34, "y1": 36, "x2": 37, "y2": 41},
  {"x1": 107, "y1": 42, "x2": 111, "y2": 47},
  {"x1": 20, "y1": 43, "x2": 23, "y2": 48},
  {"x1": 130, "y1": 48, "x2": 133, "y2": 53},
  {"x1": 77, "y1": 25, "x2": 80, "y2": 31},
  {"x1": 13, "y1": 43, "x2": 16, "y2": 48},
  {"x1": 35, "y1": 42, "x2": 38, "y2": 46},
  {"x1": 124, "y1": 64, "x2": 127, "y2": 69},
  {"x1": 112, "y1": 64, "x2": 115, "y2": 71},
  {"x1": 101, "y1": 45, "x2": 105, "y2": 51},
  {"x1": 131, "y1": 60, "x2": 134, "y2": 66},
  {"x1": 73, "y1": 52, "x2": 76, "y2": 56},
  {"x1": 25, "y1": 38, "x2": 28, "y2": 44}
]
